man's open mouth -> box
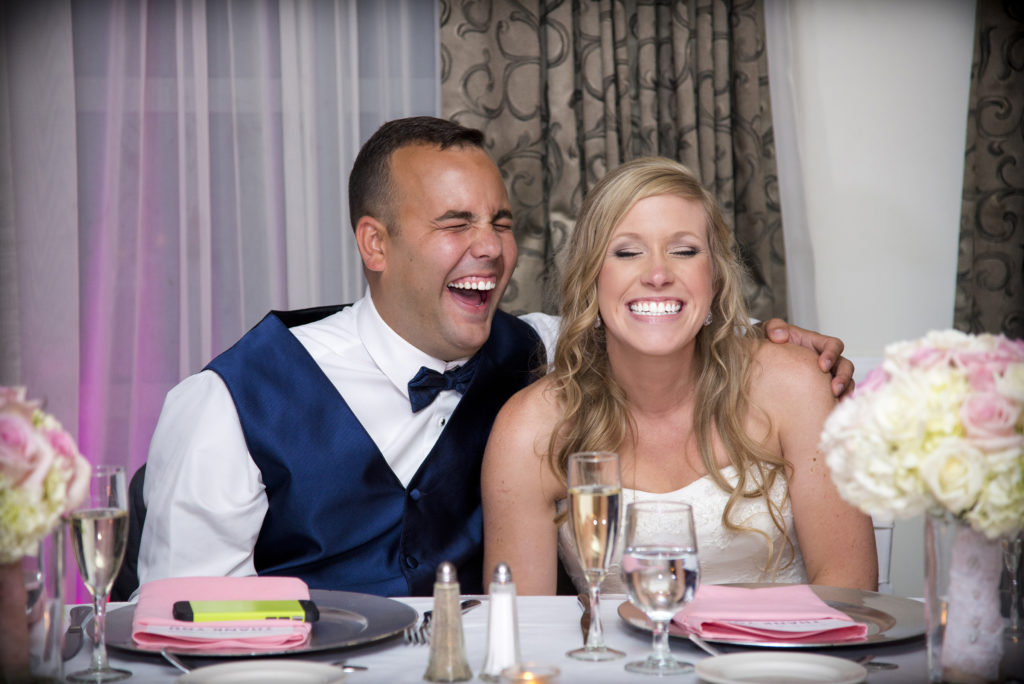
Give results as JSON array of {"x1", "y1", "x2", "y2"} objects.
[{"x1": 448, "y1": 277, "x2": 496, "y2": 306}]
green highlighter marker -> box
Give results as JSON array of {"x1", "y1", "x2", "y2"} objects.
[{"x1": 172, "y1": 599, "x2": 320, "y2": 622}]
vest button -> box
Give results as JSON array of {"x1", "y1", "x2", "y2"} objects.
[
  {"x1": 409, "y1": 488, "x2": 422, "y2": 501},
  {"x1": 405, "y1": 555, "x2": 419, "y2": 568}
]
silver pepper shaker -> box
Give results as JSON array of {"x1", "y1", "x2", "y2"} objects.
[
  {"x1": 423, "y1": 562, "x2": 472, "y2": 682},
  {"x1": 479, "y1": 562, "x2": 521, "y2": 681}
]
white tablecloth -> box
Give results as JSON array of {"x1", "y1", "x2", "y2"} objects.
[{"x1": 62, "y1": 594, "x2": 927, "y2": 683}]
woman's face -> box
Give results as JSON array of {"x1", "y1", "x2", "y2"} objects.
[{"x1": 596, "y1": 193, "x2": 714, "y2": 361}]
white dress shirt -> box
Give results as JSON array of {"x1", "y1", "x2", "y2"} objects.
[{"x1": 137, "y1": 292, "x2": 558, "y2": 586}]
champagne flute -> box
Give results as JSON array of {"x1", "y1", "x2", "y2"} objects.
[
  {"x1": 67, "y1": 465, "x2": 131, "y2": 683},
  {"x1": 566, "y1": 451, "x2": 625, "y2": 661},
  {"x1": 621, "y1": 500, "x2": 699, "y2": 675}
]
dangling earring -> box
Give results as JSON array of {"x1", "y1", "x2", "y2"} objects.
[
  {"x1": 594, "y1": 314, "x2": 602, "y2": 329},
  {"x1": 704, "y1": 310, "x2": 713, "y2": 327}
]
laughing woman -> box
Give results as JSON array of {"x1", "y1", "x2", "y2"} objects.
[{"x1": 481, "y1": 158, "x2": 877, "y2": 595}]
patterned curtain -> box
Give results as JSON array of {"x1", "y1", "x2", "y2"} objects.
[
  {"x1": 440, "y1": 0, "x2": 785, "y2": 319},
  {"x1": 954, "y1": 0, "x2": 1024, "y2": 338}
]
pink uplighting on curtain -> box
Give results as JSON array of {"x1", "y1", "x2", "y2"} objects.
[{"x1": 3, "y1": 0, "x2": 439, "y2": 603}]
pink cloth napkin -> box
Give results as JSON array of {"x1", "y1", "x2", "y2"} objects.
[
  {"x1": 131, "y1": 576, "x2": 313, "y2": 651},
  {"x1": 673, "y1": 584, "x2": 868, "y2": 643}
]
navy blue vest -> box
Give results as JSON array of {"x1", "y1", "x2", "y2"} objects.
[{"x1": 205, "y1": 305, "x2": 543, "y2": 596}]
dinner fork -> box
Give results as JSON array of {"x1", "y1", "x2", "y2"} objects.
[{"x1": 404, "y1": 599, "x2": 482, "y2": 645}]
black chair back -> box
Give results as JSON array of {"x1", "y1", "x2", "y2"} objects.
[{"x1": 110, "y1": 463, "x2": 146, "y2": 601}]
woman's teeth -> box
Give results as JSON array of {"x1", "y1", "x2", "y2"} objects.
[{"x1": 629, "y1": 301, "x2": 682, "y2": 315}]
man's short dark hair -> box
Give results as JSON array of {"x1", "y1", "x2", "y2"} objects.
[{"x1": 348, "y1": 116, "x2": 486, "y2": 233}]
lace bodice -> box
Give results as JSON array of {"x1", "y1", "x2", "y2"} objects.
[{"x1": 557, "y1": 465, "x2": 808, "y2": 594}]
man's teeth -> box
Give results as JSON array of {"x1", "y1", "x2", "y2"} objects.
[
  {"x1": 629, "y1": 301, "x2": 682, "y2": 315},
  {"x1": 448, "y1": 280, "x2": 496, "y2": 291}
]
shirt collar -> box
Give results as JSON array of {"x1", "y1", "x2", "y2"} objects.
[{"x1": 357, "y1": 289, "x2": 472, "y2": 399}]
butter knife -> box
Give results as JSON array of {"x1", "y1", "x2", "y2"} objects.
[{"x1": 63, "y1": 605, "x2": 92, "y2": 660}]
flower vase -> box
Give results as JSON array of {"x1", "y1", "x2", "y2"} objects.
[
  {"x1": 925, "y1": 511, "x2": 1005, "y2": 683},
  {"x1": 0, "y1": 558, "x2": 31, "y2": 682},
  {"x1": 0, "y1": 524, "x2": 65, "y2": 684},
  {"x1": 27, "y1": 523, "x2": 65, "y2": 682}
]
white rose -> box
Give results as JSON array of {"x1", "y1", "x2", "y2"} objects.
[
  {"x1": 919, "y1": 439, "x2": 987, "y2": 515},
  {"x1": 995, "y1": 362, "x2": 1024, "y2": 403},
  {"x1": 866, "y1": 377, "x2": 926, "y2": 448}
]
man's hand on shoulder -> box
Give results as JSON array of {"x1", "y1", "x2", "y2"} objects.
[{"x1": 762, "y1": 318, "x2": 855, "y2": 399}]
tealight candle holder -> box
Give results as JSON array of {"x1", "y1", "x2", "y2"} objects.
[{"x1": 498, "y1": 662, "x2": 560, "y2": 683}]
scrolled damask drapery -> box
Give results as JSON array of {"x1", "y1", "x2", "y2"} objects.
[
  {"x1": 440, "y1": 0, "x2": 785, "y2": 319},
  {"x1": 954, "y1": 0, "x2": 1024, "y2": 338}
]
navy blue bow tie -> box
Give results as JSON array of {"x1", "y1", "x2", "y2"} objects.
[{"x1": 407, "y1": 355, "x2": 479, "y2": 413}]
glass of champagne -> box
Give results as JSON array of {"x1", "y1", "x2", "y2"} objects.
[
  {"x1": 621, "y1": 500, "x2": 699, "y2": 675},
  {"x1": 68, "y1": 465, "x2": 131, "y2": 683},
  {"x1": 566, "y1": 451, "x2": 625, "y2": 661}
]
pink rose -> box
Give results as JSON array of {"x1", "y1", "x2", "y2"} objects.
[
  {"x1": 957, "y1": 348, "x2": 1023, "y2": 392},
  {"x1": 42, "y1": 425, "x2": 91, "y2": 511},
  {"x1": 0, "y1": 386, "x2": 42, "y2": 415},
  {"x1": 44, "y1": 426, "x2": 77, "y2": 461},
  {"x1": 994, "y1": 337, "x2": 1024, "y2": 362},
  {"x1": 961, "y1": 391, "x2": 1022, "y2": 449},
  {"x1": 0, "y1": 411, "x2": 54, "y2": 493},
  {"x1": 856, "y1": 367, "x2": 890, "y2": 396},
  {"x1": 908, "y1": 347, "x2": 952, "y2": 370},
  {"x1": 0, "y1": 412, "x2": 35, "y2": 480},
  {"x1": 63, "y1": 453, "x2": 91, "y2": 511}
]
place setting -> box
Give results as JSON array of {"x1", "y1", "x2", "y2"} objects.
[
  {"x1": 63, "y1": 464, "x2": 422, "y2": 681},
  {"x1": 561, "y1": 450, "x2": 925, "y2": 683}
]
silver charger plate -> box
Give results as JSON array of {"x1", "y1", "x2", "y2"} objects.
[
  {"x1": 618, "y1": 583, "x2": 925, "y2": 648},
  {"x1": 99, "y1": 589, "x2": 418, "y2": 657}
]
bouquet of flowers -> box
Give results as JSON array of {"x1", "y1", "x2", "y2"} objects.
[
  {"x1": 0, "y1": 386, "x2": 90, "y2": 564},
  {"x1": 820, "y1": 330, "x2": 1024, "y2": 540}
]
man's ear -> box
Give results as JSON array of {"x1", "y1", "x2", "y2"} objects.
[{"x1": 355, "y1": 216, "x2": 389, "y2": 273}]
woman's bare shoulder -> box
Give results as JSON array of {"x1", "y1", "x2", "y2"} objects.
[
  {"x1": 488, "y1": 375, "x2": 561, "y2": 455},
  {"x1": 751, "y1": 338, "x2": 831, "y2": 393},
  {"x1": 495, "y1": 373, "x2": 559, "y2": 420},
  {"x1": 484, "y1": 374, "x2": 564, "y2": 500}
]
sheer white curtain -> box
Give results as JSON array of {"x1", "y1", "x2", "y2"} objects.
[
  {"x1": 1, "y1": 0, "x2": 439, "y2": 477},
  {"x1": 764, "y1": 0, "x2": 818, "y2": 331}
]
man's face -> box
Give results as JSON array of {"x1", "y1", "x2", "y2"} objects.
[{"x1": 371, "y1": 144, "x2": 517, "y2": 361}]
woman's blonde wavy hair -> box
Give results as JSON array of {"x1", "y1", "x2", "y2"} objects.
[{"x1": 548, "y1": 157, "x2": 794, "y2": 572}]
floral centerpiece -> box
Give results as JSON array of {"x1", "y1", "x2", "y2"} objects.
[
  {"x1": 819, "y1": 329, "x2": 1024, "y2": 683},
  {"x1": 0, "y1": 386, "x2": 90, "y2": 681},
  {"x1": 0, "y1": 386, "x2": 90, "y2": 563}
]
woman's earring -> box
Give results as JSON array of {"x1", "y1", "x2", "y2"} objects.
[
  {"x1": 594, "y1": 314, "x2": 602, "y2": 329},
  {"x1": 704, "y1": 310, "x2": 713, "y2": 327}
]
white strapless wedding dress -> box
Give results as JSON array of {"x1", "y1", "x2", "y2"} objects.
[{"x1": 557, "y1": 465, "x2": 808, "y2": 594}]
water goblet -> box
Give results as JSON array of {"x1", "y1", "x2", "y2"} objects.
[
  {"x1": 621, "y1": 500, "x2": 699, "y2": 675},
  {"x1": 566, "y1": 451, "x2": 625, "y2": 661},
  {"x1": 67, "y1": 465, "x2": 131, "y2": 683}
]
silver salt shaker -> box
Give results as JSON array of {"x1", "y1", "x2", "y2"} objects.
[{"x1": 479, "y1": 562, "x2": 520, "y2": 681}]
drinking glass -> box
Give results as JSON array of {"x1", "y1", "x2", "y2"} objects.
[
  {"x1": 621, "y1": 500, "x2": 699, "y2": 675},
  {"x1": 67, "y1": 465, "x2": 131, "y2": 683},
  {"x1": 566, "y1": 451, "x2": 625, "y2": 661}
]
